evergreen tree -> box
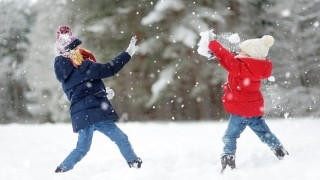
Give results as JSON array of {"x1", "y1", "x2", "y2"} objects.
[
  {"x1": 0, "y1": 1, "x2": 35, "y2": 122},
  {"x1": 25, "y1": 1, "x2": 74, "y2": 123},
  {"x1": 139, "y1": 0, "x2": 231, "y2": 120},
  {"x1": 21, "y1": 0, "x2": 320, "y2": 123},
  {"x1": 36, "y1": 0, "x2": 232, "y2": 120},
  {"x1": 265, "y1": 0, "x2": 320, "y2": 117}
]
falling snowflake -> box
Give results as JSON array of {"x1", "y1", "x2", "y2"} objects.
[
  {"x1": 243, "y1": 78, "x2": 251, "y2": 86},
  {"x1": 101, "y1": 102, "x2": 109, "y2": 110}
]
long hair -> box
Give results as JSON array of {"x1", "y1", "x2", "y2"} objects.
[{"x1": 67, "y1": 47, "x2": 96, "y2": 67}]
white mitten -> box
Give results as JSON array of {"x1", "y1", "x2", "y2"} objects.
[{"x1": 126, "y1": 36, "x2": 139, "y2": 56}]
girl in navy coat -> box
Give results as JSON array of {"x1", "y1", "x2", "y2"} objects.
[{"x1": 54, "y1": 25, "x2": 142, "y2": 172}]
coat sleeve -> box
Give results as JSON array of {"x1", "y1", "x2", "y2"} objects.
[
  {"x1": 80, "y1": 51, "x2": 132, "y2": 80},
  {"x1": 208, "y1": 40, "x2": 242, "y2": 75}
]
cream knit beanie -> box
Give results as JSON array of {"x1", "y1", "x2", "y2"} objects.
[{"x1": 239, "y1": 35, "x2": 274, "y2": 59}]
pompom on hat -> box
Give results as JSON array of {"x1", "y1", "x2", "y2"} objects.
[
  {"x1": 55, "y1": 25, "x2": 82, "y2": 54},
  {"x1": 239, "y1": 35, "x2": 274, "y2": 59}
]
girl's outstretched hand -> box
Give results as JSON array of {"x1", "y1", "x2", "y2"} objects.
[{"x1": 126, "y1": 36, "x2": 139, "y2": 56}]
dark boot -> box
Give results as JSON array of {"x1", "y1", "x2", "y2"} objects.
[
  {"x1": 273, "y1": 146, "x2": 289, "y2": 160},
  {"x1": 221, "y1": 155, "x2": 236, "y2": 173},
  {"x1": 128, "y1": 157, "x2": 142, "y2": 168},
  {"x1": 55, "y1": 166, "x2": 68, "y2": 173}
]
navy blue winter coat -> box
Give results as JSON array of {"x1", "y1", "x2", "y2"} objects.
[{"x1": 54, "y1": 52, "x2": 131, "y2": 132}]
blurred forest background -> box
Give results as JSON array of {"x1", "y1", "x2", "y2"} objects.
[{"x1": 1, "y1": 0, "x2": 319, "y2": 124}]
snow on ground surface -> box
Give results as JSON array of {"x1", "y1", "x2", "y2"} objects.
[{"x1": 1, "y1": 118, "x2": 320, "y2": 180}]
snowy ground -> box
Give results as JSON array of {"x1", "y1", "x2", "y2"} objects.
[{"x1": 1, "y1": 118, "x2": 320, "y2": 180}]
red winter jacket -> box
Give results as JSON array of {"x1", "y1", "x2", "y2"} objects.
[{"x1": 208, "y1": 40, "x2": 272, "y2": 117}]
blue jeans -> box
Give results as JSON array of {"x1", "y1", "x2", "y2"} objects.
[
  {"x1": 59, "y1": 121, "x2": 138, "y2": 171},
  {"x1": 222, "y1": 114, "x2": 281, "y2": 155}
]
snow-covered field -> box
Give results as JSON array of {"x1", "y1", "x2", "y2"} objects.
[{"x1": 1, "y1": 118, "x2": 320, "y2": 180}]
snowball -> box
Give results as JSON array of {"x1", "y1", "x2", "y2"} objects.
[
  {"x1": 268, "y1": 76, "x2": 276, "y2": 82},
  {"x1": 227, "y1": 33, "x2": 240, "y2": 43},
  {"x1": 106, "y1": 87, "x2": 115, "y2": 100},
  {"x1": 197, "y1": 31, "x2": 241, "y2": 59},
  {"x1": 197, "y1": 29, "x2": 215, "y2": 59},
  {"x1": 215, "y1": 32, "x2": 241, "y2": 53}
]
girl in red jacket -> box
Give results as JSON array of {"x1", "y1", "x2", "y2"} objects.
[{"x1": 208, "y1": 35, "x2": 289, "y2": 173}]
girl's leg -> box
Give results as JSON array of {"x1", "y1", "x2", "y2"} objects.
[
  {"x1": 95, "y1": 121, "x2": 138, "y2": 163},
  {"x1": 247, "y1": 116, "x2": 281, "y2": 150},
  {"x1": 222, "y1": 114, "x2": 247, "y2": 155},
  {"x1": 57, "y1": 126, "x2": 94, "y2": 171}
]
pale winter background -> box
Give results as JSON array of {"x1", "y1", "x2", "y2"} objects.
[
  {"x1": 1, "y1": 0, "x2": 320, "y2": 123},
  {"x1": 0, "y1": 0, "x2": 320, "y2": 179}
]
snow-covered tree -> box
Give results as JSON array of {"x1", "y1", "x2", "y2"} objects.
[
  {"x1": 139, "y1": 0, "x2": 242, "y2": 120},
  {"x1": 261, "y1": 0, "x2": 320, "y2": 117},
  {"x1": 6, "y1": 0, "x2": 319, "y2": 124},
  {"x1": 0, "y1": 1, "x2": 35, "y2": 123},
  {"x1": 24, "y1": 0, "x2": 81, "y2": 123}
]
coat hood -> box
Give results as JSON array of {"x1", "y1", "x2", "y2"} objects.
[
  {"x1": 235, "y1": 56, "x2": 272, "y2": 79},
  {"x1": 54, "y1": 55, "x2": 74, "y2": 82}
]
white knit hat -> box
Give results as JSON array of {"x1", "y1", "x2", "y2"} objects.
[{"x1": 239, "y1": 35, "x2": 274, "y2": 59}]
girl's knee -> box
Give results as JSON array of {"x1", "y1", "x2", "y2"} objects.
[
  {"x1": 222, "y1": 137, "x2": 230, "y2": 144},
  {"x1": 112, "y1": 133, "x2": 130, "y2": 148},
  {"x1": 76, "y1": 143, "x2": 91, "y2": 154},
  {"x1": 116, "y1": 132, "x2": 129, "y2": 142}
]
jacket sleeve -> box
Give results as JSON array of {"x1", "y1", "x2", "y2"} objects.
[
  {"x1": 79, "y1": 51, "x2": 131, "y2": 80},
  {"x1": 208, "y1": 40, "x2": 241, "y2": 75}
]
